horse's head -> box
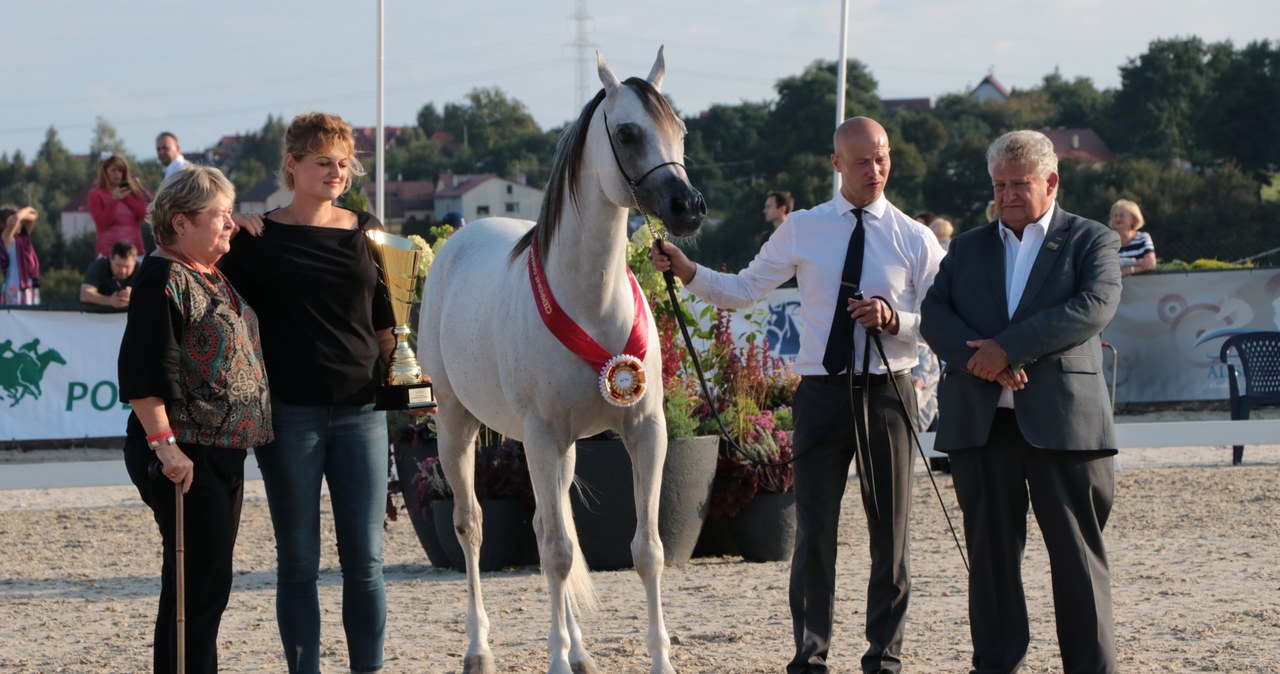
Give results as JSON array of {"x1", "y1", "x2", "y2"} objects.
[{"x1": 595, "y1": 47, "x2": 706, "y2": 238}]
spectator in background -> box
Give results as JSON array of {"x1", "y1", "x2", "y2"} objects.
[
  {"x1": 89, "y1": 154, "x2": 149, "y2": 258},
  {"x1": 985, "y1": 200, "x2": 998, "y2": 223},
  {"x1": 911, "y1": 213, "x2": 954, "y2": 431},
  {"x1": 81, "y1": 240, "x2": 140, "y2": 312},
  {"x1": 441, "y1": 211, "x2": 466, "y2": 229},
  {"x1": 1110, "y1": 199, "x2": 1156, "y2": 277},
  {"x1": 761, "y1": 190, "x2": 794, "y2": 245},
  {"x1": 156, "y1": 132, "x2": 188, "y2": 181},
  {"x1": 1, "y1": 205, "x2": 41, "y2": 305},
  {"x1": 928, "y1": 218, "x2": 954, "y2": 252}
]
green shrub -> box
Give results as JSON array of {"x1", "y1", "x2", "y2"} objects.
[
  {"x1": 1156, "y1": 258, "x2": 1253, "y2": 271},
  {"x1": 38, "y1": 267, "x2": 83, "y2": 304}
]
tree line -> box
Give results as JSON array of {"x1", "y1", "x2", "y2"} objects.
[{"x1": 2, "y1": 35, "x2": 1276, "y2": 287}]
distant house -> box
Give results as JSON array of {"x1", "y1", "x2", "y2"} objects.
[
  {"x1": 881, "y1": 97, "x2": 932, "y2": 113},
  {"x1": 969, "y1": 73, "x2": 1010, "y2": 103},
  {"x1": 432, "y1": 171, "x2": 544, "y2": 225},
  {"x1": 1039, "y1": 128, "x2": 1116, "y2": 163},
  {"x1": 238, "y1": 175, "x2": 291, "y2": 214},
  {"x1": 361, "y1": 179, "x2": 437, "y2": 232},
  {"x1": 59, "y1": 188, "x2": 94, "y2": 242},
  {"x1": 351, "y1": 126, "x2": 408, "y2": 157}
]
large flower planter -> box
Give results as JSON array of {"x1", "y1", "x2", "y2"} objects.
[
  {"x1": 728, "y1": 490, "x2": 796, "y2": 563},
  {"x1": 391, "y1": 438, "x2": 451, "y2": 569},
  {"x1": 430, "y1": 498, "x2": 534, "y2": 572},
  {"x1": 571, "y1": 434, "x2": 719, "y2": 571}
]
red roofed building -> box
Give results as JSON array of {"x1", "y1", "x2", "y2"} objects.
[
  {"x1": 361, "y1": 179, "x2": 436, "y2": 231},
  {"x1": 1039, "y1": 128, "x2": 1116, "y2": 163},
  {"x1": 351, "y1": 126, "x2": 408, "y2": 157},
  {"x1": 433, "y1": 171, "x2": 544, "y2": 225},
  {"x1": 969, "y1": 73, "x2": 1010, "y2": 103}
]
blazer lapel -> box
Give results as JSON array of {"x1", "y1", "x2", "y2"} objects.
[
  {"x1": 1012, "y1": 208, "x2": 1070, "y2": 321},
  {"x1": 983, "y1": 224, "x2": 1009, "y2": 321}
]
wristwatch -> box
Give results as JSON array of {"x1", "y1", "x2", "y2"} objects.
[{"x1": 148, "y1": 434, "x2": 177, "y2": 451}]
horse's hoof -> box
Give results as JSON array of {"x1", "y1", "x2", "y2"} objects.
[
  {"x1": 462, "y1": 654, "x2": 496, "y2": 674},
  {"x1": 570, "y1": 652, "x2": 600, "y2": 674}
]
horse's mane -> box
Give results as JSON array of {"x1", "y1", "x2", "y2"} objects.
[{"x1": 510, "y1": 77, "x2": 682, "y2": 264}]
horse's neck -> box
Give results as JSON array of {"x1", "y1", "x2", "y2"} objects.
[{"x1": 544, "y1": 194, "x2": 634, "y2": 324}]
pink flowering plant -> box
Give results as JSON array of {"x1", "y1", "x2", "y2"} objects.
[
  {"x1": 628, "y1": 227, "x2": 800, "y2": 518},
  {"x1": 709, "y1": 409, "x2": 794, "y2": 518}
]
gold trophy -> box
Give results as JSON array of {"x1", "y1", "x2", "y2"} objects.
[{"x1": 366, "y1": 230, "x2": 435, "y2": 410}]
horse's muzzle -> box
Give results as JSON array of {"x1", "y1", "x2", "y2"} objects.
[{"x1": 654, "y1": 179, "x2": 706, "y2": 237}]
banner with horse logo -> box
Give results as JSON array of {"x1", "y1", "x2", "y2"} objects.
[{"x1": 1, "y1": 310, "x2": 129, "y2": 441}]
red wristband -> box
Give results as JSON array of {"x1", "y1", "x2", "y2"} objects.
[{"x1": 145, "y1": 430, "x2": 174, "y2": 443}]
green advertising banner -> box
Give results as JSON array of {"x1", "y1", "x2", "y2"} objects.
[{"x1": 1, "y1": 310, "x2": 129, "y2": 441}]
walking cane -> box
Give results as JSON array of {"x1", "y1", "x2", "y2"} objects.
[{"x1": 149, "y1": 461, "x2": 186, "y2": 674}]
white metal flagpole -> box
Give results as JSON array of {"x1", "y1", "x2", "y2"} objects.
[
  {"x1": 376, "y1": 0, "x2": 386, "y2": 223},
  {"x1": 833, "y1": 0, "x2": 850, "y2": 200}
]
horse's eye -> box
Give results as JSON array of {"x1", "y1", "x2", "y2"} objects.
[{"x1": 616, "y1": 125, "x2": 638, "y2": 146}]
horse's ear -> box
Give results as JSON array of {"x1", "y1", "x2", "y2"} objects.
[
  {"x1": 596, "y1": 51, "x2": 620, "y2": 96},
  {"x1": 647, "y1": 45, "x2": 666, "y2": 91}
]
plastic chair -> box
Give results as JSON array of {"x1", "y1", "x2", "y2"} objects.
[{"x1": 1219, "y1": 331, "x2": 1280, "y2": 465}]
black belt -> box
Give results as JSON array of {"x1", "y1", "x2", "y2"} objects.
[{"x1": 802, "y1": 370, "x2": 910, "y2": 386}]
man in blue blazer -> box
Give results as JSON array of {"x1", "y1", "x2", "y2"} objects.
[{"x1": 920, "y1": 130, "x2": 1122, "y2": 674}]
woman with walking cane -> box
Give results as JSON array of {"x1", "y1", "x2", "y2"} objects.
[{"x1": 119, "y1": 165, "x2": 273, "y2": 673}]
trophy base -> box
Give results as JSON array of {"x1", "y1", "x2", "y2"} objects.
[{"x1": 375, "y1": 382, "x2": 437, "y2": 411}]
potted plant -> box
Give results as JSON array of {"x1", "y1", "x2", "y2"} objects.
[
  {"x1": 387, "y1": 410, "x2": 449, "y2": 567},
  {"x1": 414, "y1": 428, "x2": 538, "y2": 572},
  {"x1": 688, "y1": 305, "x2": 801, "y2": 562}
]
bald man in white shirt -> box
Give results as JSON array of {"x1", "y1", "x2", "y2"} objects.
[{"x1": 654, "y1": 117, "x2": 944, "y2": 674}]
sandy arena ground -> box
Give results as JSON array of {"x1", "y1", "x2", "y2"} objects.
[{"x1": 1, "y1": 443, "x2": 1278, "y2": 673}]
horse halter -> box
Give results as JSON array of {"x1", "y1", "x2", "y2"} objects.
[{"x1": 601, "y1": 110, "x2": 686, "y2": 198}]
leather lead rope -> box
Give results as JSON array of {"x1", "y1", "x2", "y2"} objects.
[
  {"x1": 851, "y1": 329, "x2": 882, "y2": 522},
  {"x1": 864, "y1": 325, "x2": 970, "y2": 572}
]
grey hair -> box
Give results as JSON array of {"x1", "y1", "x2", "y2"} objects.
[
  {"x1": 148, "y1": 165, "x2": 236, "y2": 246},
  {"x1": 986, "y1": 130, "x2": 1058, "y2": 178}
]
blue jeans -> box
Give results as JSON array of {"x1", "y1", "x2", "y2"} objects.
[{"x1": 256, "y1": 397, "x2": 388, "y2": 674}]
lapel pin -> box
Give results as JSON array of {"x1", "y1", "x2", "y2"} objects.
[{"x1": 1046, "y1": 241, "x2": 1061, "y2": 250}]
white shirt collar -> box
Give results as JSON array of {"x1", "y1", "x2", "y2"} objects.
[
  {"x1": 833, "y1": 192, "x2": 889, "y2": 221},
  {"x1": 998, "y1": 201, "x2": 1056, "y2": 242}
]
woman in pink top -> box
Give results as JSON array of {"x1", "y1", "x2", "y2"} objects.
[{"x1": 88, "y1": 154, "x2": 148, "y2": 258}]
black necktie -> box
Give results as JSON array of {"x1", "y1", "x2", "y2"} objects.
[{"x1": 821, "y1": 208, "x2": 865, "y2": 375}]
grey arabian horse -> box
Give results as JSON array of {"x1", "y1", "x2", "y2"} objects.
[{"x1": 416, "y1": 48, "x2": 705, "y2": 674}]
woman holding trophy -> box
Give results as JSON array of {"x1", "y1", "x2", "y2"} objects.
[{"x1": 220, "y1": 111, "x2": 396, "y2": 674}]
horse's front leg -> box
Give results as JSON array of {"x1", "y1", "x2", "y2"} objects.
[
  {"x1": 525, "y1": 425, "x2": 596, "y2": 674},
  {"x1": 624, "y1": 418, "x2": 676, "y2": 674},
  {"x1": 435, "y1": 396, "x2": 492, "y2": 673}
]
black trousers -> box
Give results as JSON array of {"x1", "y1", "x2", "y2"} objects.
[
  {"x1": 787, "y1": 372, "x2": 916, "y2": 674},
  {"x1": 949, "y1": 409, "x2": 1117, "y2": 674},
  {"x1": 125, "y1": 428, "x2": 247, "y2": 674}
]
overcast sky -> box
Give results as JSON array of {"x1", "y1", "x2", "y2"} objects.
[{"x1": 0, "y1": 0, "x2": 1274, "y2": 161}]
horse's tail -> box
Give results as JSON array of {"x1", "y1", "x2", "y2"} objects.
[{"x1": 563, "y1": 476, "x2": 599, "y2": 614}]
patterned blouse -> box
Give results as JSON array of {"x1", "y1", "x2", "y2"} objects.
[{"x1": 118, "y1": 256, "x2": 273, "y2": 449}]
